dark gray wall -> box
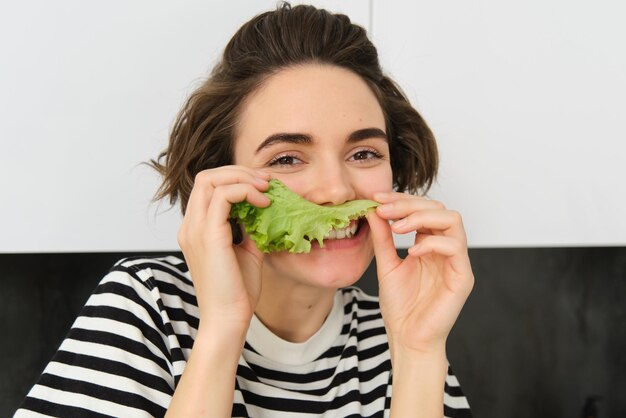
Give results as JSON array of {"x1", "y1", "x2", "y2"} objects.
[{"x1": 2, "y1": 248, "x2": 625, "y2": 417}]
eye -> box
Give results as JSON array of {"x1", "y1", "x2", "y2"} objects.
[
  {"x1": 349, "y1": 149, "x2": 384, "y2": 162},
  {"x1": 267, "y1": 153, "x2": 303, "y2": 167}
]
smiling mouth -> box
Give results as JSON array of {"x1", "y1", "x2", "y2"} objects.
[{"x1": 323, "y1": 218, "x2": 363, "y2": 240}]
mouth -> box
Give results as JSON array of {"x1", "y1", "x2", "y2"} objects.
[
  {"x1": 309, "y1": 217, "x2": 368, "y2": 251},
  {"x1": 323, "y1": 218, "x2": 363, "y2": 240}
]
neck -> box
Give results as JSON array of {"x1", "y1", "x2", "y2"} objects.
[{"x1": 255, "y1": 270, "x2": 336, "y2": 343}]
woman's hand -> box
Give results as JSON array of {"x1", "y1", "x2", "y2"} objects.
[
  {"x1": 168, "y1": 166, "x2": 270, "y2": 417},
  {"x1": 177, "y1": 166, "x2": 271, "y2": 334},
  {"x1": 367, "y1": 192, "x2": 474, "y2": 355}
]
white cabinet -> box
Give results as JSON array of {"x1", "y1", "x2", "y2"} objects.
[
  {"x1": 372, "y1": 0, "x2": 626, "y2": 247},
  {"x1": 2, "y1": 0, "x2": 624, "y2": 252},
  {"x1": 0, "y1": 0, "x2": 370, "y2": 252}
]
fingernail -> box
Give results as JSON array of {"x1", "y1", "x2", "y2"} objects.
[
  {"x1": 254, "y1": 177, "x2": 269, "y2": 185},
  {"x1": 408, "y1": 244, "x2": 421, "y2": 255},
  {"x1": 392, "y1": 219, "x2": 407, "y2": 230},
  {"x1": 374, "y1": 192, "x2": 389, "y2": 201},
  {"x1": 255, "y1": 170, "x2": 271, "y2": 178},
  {"x1": 377, "y1": 203, "x2": 394, "y2": 214}
]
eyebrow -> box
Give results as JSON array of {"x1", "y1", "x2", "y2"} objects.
[{"x1": 254, "y1": 127, "x2": 388, "y2": 154}]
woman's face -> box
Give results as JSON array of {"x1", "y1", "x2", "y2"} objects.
[{"x1": 234, "y1": 64, "x2": 393, "y2": 288}]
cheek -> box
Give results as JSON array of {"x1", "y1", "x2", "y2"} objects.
[
  {"x1": 270, "y1": 163, "x2": 393, "y2": 200},
  {"x1": 272, "y1": 177, "x2": 308, "y2": 195},
  {"x1": 355, "y1": 166, "x2": 393, "y2": 198}
]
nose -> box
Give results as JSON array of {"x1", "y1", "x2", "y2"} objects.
[{"x1": 304, "y1": 163, "x2": 356, "y2": 206}]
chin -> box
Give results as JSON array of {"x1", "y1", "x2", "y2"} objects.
[
  {"x1": 264, "y1": 221, "x2": 374, "y2": 289},
  {"x1": 267, "y1": 253, "x2": 372, "y2": 289},
  {"x1": 307, "y1": 257, "x2": 370, "y2": 288}
]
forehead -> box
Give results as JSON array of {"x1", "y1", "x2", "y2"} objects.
[{"x1": 234, "y1": 64, "x2": 385, "y2": 159}]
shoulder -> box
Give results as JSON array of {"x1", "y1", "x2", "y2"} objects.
[
  {"x1": 341, "y1": 289, "x2": 472, "y2": 415},
  {"x1": 339, "y1": 286, "x2": 385, "y2": 335},
  {"x1": 94, "y1": 255, "x2": 196, "y2": 315},
  {"x1": 109, "y1": 255, "x2": 189, "y2": 284},
  {"x1": 340, "y1": 286, "x2": 381, "y2": 311},
  {"x1": 105, "y1": 255, "x2": 192, "y2": 294},
  {"x1": 445, "y1": 366, "x2": 473, "y2": 415}
]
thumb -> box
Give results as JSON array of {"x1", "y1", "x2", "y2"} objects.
[{"x1": 366, "y1": 211, "x2": 401, "y2": 277}]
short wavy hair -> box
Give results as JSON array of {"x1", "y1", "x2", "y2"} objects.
[{"x1": 149, "y1": 2, "x2": 438, "y2": 215}]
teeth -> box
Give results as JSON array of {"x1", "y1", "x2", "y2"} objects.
[{"x1": 324, "y1": 220, "x2": 359, "y2": 240}]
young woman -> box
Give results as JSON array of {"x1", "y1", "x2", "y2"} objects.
[{"x1": 17, "y1": 3, "x2": 474, "y2": 417}]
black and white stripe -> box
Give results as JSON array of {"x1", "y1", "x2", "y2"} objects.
[{"x1": 15, "y1": 256, "x2": 471, "y2": 417}]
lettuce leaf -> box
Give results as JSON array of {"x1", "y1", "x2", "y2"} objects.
[{"x1": 230, "y1": 179, "x2": 379, "y2": 253}]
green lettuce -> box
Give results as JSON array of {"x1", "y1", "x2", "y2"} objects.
[{"x1": 230, "y1": 179, "x2": 378, "y2": 253}]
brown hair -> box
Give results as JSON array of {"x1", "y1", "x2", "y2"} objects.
[{"x1": 148, "y1": 2, "x2": 438, "y2": 215}]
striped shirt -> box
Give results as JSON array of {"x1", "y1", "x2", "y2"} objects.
[{"x1": 15, "y1": 255, "x2": 472, "y2": 417}]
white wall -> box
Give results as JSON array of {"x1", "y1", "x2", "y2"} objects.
[
  {"x1": 373, "y1": 0, "x2": 626, "y2": 248},
  {"x1": 1, "y1": 0, "x2": 624, "y2": 252},
  {"x1": 0, "y1": 0, "x2": 369, "y2": 253}
]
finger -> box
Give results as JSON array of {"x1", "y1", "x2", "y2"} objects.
[
  {"x1": 391, "y1": 209, "x2": 466, "y2": 242},
  {"x1": 408, "y1": 235, "x2": 473, "y2": 278},
  {"x1": 366, "y1": 211, "x2": 402, "y2": 277},
  {"x1": 193, "y1": 166, "x2": 270, "y2": 205},
  {"x1": 375, "y1": 195, "x2": 446, "y2": 221},
  {"x1": 374, "y1": 191, "x2": 437, "y2": 205},
  {"x1": 186, "y1": 166, "x2": 269, "y2": 224},
  {"x1": 204, "y1": 183, "x2": 271, "y2": 248}
]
